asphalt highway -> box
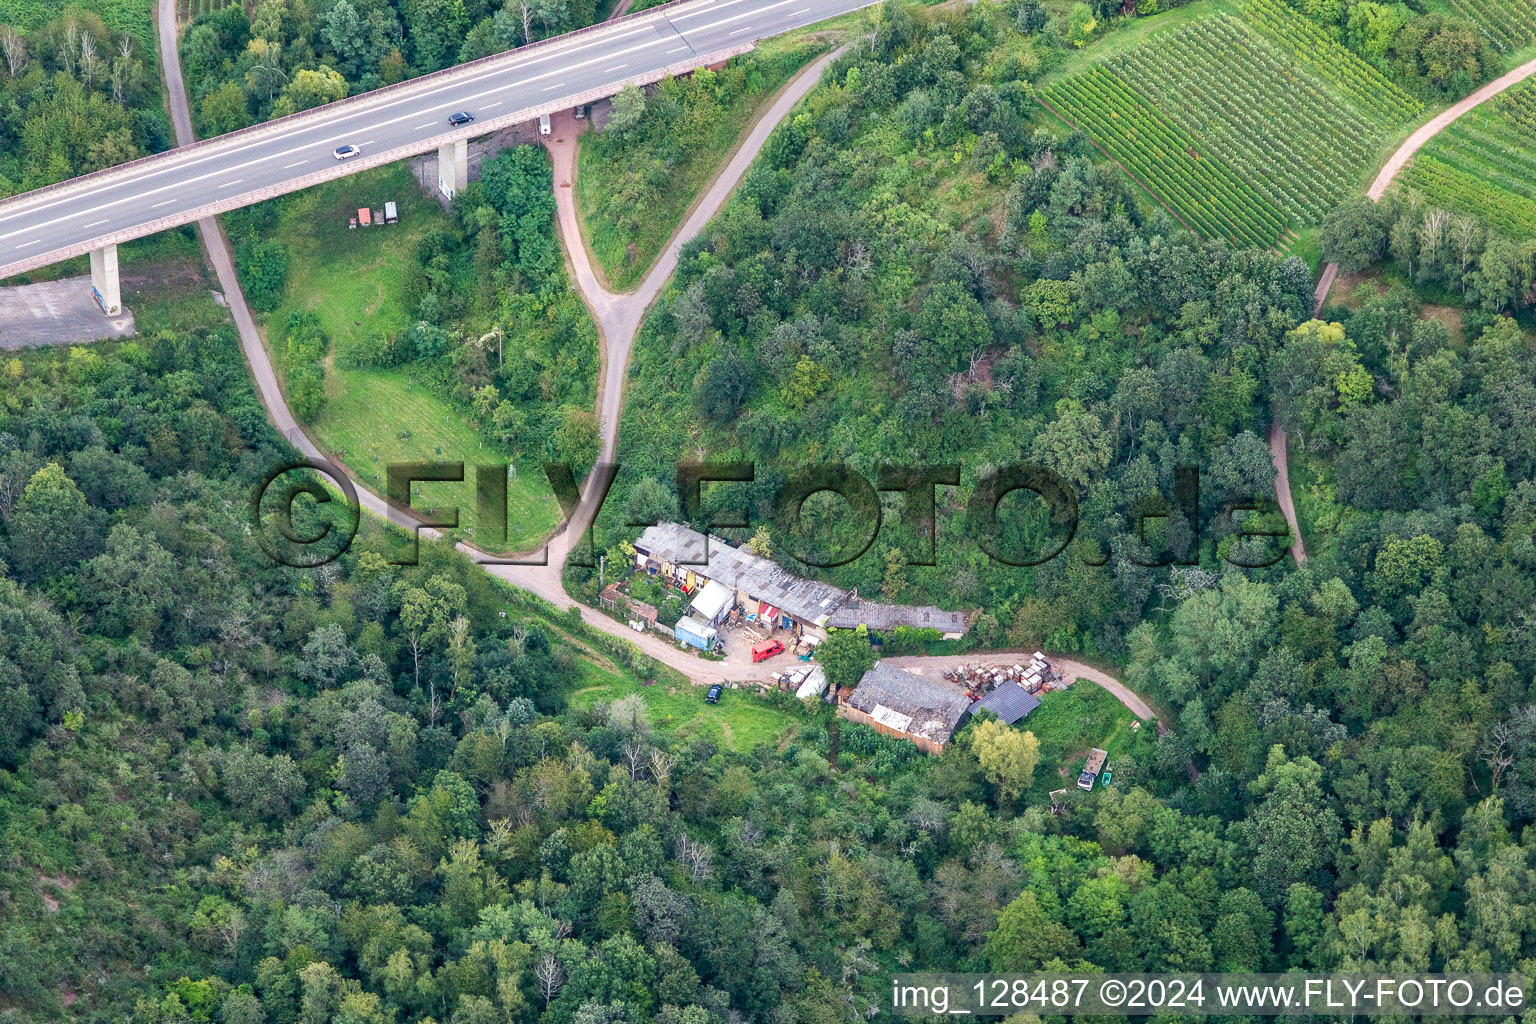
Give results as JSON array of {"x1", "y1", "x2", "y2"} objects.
[{"x1": 0, "y1": 0, "x2": 872, "y2": 278}]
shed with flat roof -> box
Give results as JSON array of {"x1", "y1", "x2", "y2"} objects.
[
  {"x1": 969, "y1": 682, "x2": 1041, "y2": 725},
  {"x1": 826, "y1": 598, "x2": 969, "y2": 637}
]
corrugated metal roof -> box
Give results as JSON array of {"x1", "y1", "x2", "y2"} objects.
[
  {"x1": 795, "y1": 666, "x2": 828, "y2": 699},
  {"x1": 970, "y1": 682, "x2": 1040, "y2": 725},
  {"x1": 826, "y1": 598, "x2": 969, "y2": 634},
  {"x1": 870, "y1": 704, "x2": 915, "y2": 732},
  {"x1": 635, "y1": 523, "x2": 851, "y2": 626},
  {"x1": 847, "y1": 662, "x2": 971, "y2": 745}
]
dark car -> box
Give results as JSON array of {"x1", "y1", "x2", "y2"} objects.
[
  {"x1": 705, "y1": 684, "x2": 723, "y2": 704},
  {"x1": 448, "y1": 111, "x2": 475, "y2": 126}
]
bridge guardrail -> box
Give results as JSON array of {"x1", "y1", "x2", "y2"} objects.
[
  {"x1": 0, "y1": 0, "x2": 717, "y2": 216},
  {"x1": 0, "y1": 44, "x2": 756, "y2": 278}
]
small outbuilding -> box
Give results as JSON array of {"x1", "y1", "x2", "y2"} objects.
[
  {"x1": 968, "y1": 681, "x2": 1041, "y2": 725},
  {"x1": 794, "y1": 666, "x2": 828, "y2": 700},
  {"x1": 826, "y1": 597, "x2": 969, "y2": 638},
  {"x1": 674, "y1": 615, "x2": 718, "y2": 652},
  {"x1": 689, "y1": 579, "x2": 734, "y2": 625}
]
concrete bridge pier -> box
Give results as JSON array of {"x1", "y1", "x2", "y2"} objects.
[
  {"x1": 437, "y1": 138, "x2": 468, "y2": 200},
  {"x1": 89, "y1": 243, "x2": 121, "y2": 316}
]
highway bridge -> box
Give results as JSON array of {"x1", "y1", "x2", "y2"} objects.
[{"x1": 0, "y1": 0, "x2": 872, "y2": 313}]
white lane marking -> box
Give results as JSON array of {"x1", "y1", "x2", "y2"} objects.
[
  {"x1": 219, "y1": 179, "x2": 243, "y2": 188},
  {"x1": 361, "y1": 139, "x2": 375, "y2": 146},
  {"x1": 14, "y1": 239, "x2": 40, "y2": 249},
  {"x1": 83, "y1": 218, "x2": 108, "y2": 228},
  {"x1": 153, "y1": 199, "x2": 175, "y2": 207},
  {"x1": 0, "y1": 18, "x2": 796, "y2": 241},
  {"x1": 670, "y1": 0, "x2": 759, "y2": 20},
  {"x1": 283, "y1": 160, "x2": 307, "y2": 168},
  {"x1": 604, "y1": 64, "x2": 627, "y2": 72},
  {"x1": 415, "y1": 121, "x2": 435, "y2": 129},
  {"x1": 543, "y1": 82, "x2": 567, "y2": 91},
  {"x1": 729, "y1": 26, "x2": 750, "y2": 33},
  {"x1": 483, "y1": 100, "x2": 503, "y2": 107},
  {"x1": 684, "y1": 0, "x2": 801, "y2": 33},
  {"x1": 667, "y1": 45, "x2": 690, "y2": 53},
  {"x1": 792, "y1": 7, "x2": 811, "y2": 12}
]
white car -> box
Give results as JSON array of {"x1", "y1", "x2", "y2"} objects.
[{"x1": 333, "y1": 144, "x2": 361, "y2": 160}]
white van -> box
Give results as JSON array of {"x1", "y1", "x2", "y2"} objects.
[{"x1": 538, "y1": 113, "x2": 551, "y2": 136}]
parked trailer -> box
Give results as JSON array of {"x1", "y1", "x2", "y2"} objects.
[{"x1": 384, "y1": 201, "x2": 398, "y2": 224}]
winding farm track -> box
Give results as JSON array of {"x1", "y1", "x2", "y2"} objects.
[
  {"x1": 1268, "y1": 418, "x2": 1307, "y2": 565},
  {"x1": 154, "y1": 11, "x2": 1164, "y2": 721},
  {"x1": 1308, "y1": 52, "x2": 1536, "y2": 313},
  {"x1": 1271, "y1": 53, "x2": 1536, "y2": 565}
]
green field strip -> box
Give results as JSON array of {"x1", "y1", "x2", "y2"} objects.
[
  {"x1": 1040, "y1": 67, "x2": 1286, "y2": 248},
  {"x1": 1104, "y1": 14, "x2": 1376, "y2": 224},
  {"x1": 1240, "y1": 0, "x2": 1422, "y2": 125},
  {"x1": 1403, "y1": 154, "x2": 1536, "y2": 237}
]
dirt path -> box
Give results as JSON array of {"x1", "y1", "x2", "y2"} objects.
[
  {"x1": 539, "y1": 47, "x2": 844, "y2": 466},
  {"x1": 1310, "y1": 54, "x2": 1536, "y2": 313},
  {"x1": 1311, "y1": 261, "x2": 1338, "y2": 317},
  {"x1": 1366, "y1": 56, "x2": 1536, "y2": 202},
  {"x1": 1285, "y1": 56, "x2": 1536, "y2": 556},
  {"x1": 156, "y1": 5, "x2": 845, "y2": 685},
  {"x1": 157, "y1": 18, "x2": 1164, "y2": 718},
  {"x1": 884, "y1": 653, "x2": 1162, "y2": 731},
  {"x1": 1268, "y1": 418, "x2": 1307, "y2": 565}
]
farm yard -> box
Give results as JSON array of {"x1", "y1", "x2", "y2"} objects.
[
  {"x1": 1040, "y1": 0, "x2": 1422, "y2": 247},
  {"x1": 1402, "y1": 79, "x2": 1536, "y2": 237}
]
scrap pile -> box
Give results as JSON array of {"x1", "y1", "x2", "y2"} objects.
[
  {"x1": 944, "y1": 652, "x2": 1063, "y2": 701},
  {"x1": 773, "y1": 664, "x2": 829, "y2": 700}
]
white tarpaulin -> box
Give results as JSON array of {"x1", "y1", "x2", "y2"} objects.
[
  {"x1": 870, "y1": 703, "x2": 914, "y2": 733},
  {"x1": 689, "y1": 579, "x2": 733, "y2": 623},
  {"x1": 795, "y1": 667, "x2": 828, "y2": 700}
]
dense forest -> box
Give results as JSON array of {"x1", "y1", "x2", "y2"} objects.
[
  {"x1": 4, "y1": 315, "x2": 1536, "y2": 1023},
  {"x1": 1322, "y1": 194, "x2": 1536, "y2": 315},
  {"x1": 0, "y1": 6, "x2": 169, "y2": 195}
]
